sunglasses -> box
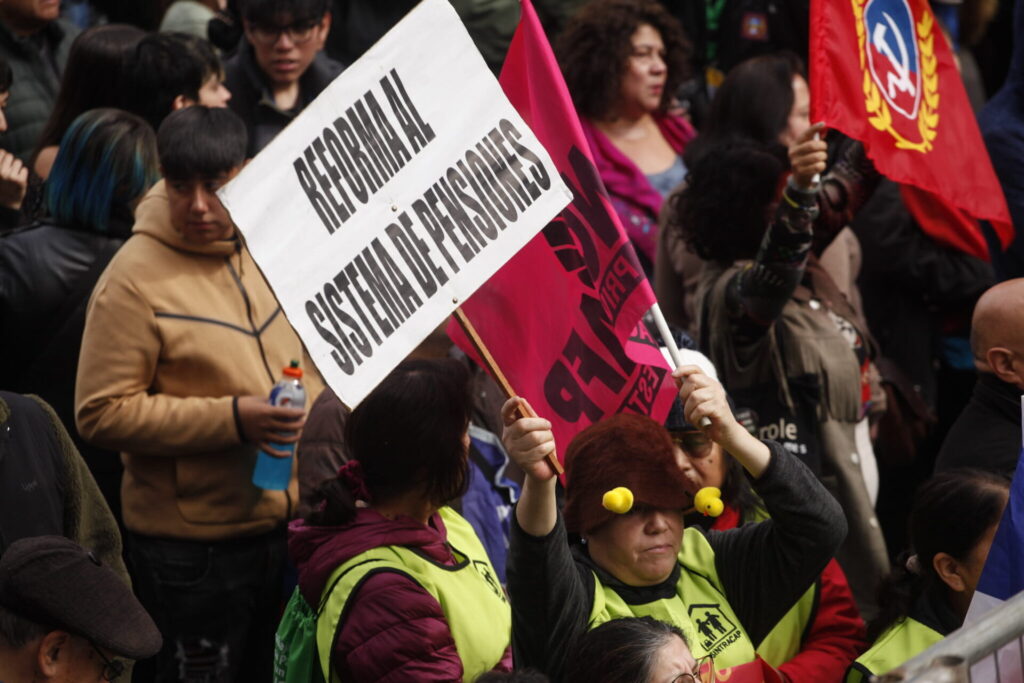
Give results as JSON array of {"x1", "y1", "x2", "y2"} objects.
[
  {"x1": 91, "y1": 643, "x2": 126, "y2": 682},
  {"x1": 672, "y1": 654, "x2": 716, "y2": 683},
  {"x1": 669, "y1": 431, "x2": 714, "y2": 459}
]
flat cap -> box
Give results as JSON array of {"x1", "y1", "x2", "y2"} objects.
[{"x1": 0, "y1": 536, "x2": 161, "y2": 659}]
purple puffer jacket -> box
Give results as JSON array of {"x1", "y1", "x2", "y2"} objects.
[{"x1": 290, "y1": 507, "x2": 513, "y2": 682}]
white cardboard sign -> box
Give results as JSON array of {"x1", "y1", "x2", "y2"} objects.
[{"x1": 220, "y1": 0, "x2": 571, "y2": 407}]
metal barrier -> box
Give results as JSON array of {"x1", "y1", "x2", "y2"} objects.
[{"x1": 876, "y1": 591, "x2": 1024, "y2": 682}]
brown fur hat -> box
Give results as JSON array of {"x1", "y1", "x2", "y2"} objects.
[{"x1": 563, "y1": 413, "x2": 693, "y2": 535}]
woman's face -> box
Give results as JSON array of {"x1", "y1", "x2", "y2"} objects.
[
  {"x1": 778, "y1": 74, "x2": 811, "y2": 147},
  {"x1": 670, "y1": 430, "x2": 728, "y2": 495},
  {"x1": 618, "y1": 23, "x2": 667, "y2": 118},
  {"x1": 587, "y1": 505, "x2": 684, "y2": 587},
  {"x1": 648, "y1": 634, "x2": 701, "y2": 683}
]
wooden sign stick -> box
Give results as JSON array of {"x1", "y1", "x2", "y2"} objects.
[{"x1": 452, "y1": 307, "x2": 564, "y2": 476}]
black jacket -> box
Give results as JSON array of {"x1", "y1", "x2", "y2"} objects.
[
  {"x1": 0, "y1": 391, "x2": 127, "y2": 587},
  {"x1": 223, "y1": 42, "x2": 344, "y2": 158},
  {"x1": 856, "y1": 180, "x2": 995, "y2": 409},
  {"x1": 935, "y1": 373, "x2": 1022, "y2": 476},
  {"x1": 0, "y1": 216, "x2": 128, "y2": 425},
  {"x1": 672, "y1": 0, "x2": 809, "y2": 72}
]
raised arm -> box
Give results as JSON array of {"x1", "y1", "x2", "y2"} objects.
[
  {"x1": 673, "y1": 363, "x2": 847, "y2": 644},
  {"x1": 502, "y1": 398, "x2": 591, "y2": 678},
  {"x1": 672, "y1": 364, "x2": 771, "y2": 479},
  {"x1": 502, "y1": 397, "x2": 558, "y2": 537},
  {"x1": 726, "y1": 124, "x2": 826, "y2": 341}
]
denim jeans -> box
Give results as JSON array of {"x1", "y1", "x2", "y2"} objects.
[{"x1": 127, "y1": 528, "x2": 287, "y2": 683}]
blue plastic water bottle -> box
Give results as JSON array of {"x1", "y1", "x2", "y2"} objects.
[{"x1": 252, "y1": 360, "x2": 306, "y2": 490}]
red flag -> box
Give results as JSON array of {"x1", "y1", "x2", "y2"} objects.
[
  {"x1": 447, "y1": 0, "x2": 677, "y2": 463},
  {"x1": 810, "y1": 0, "x2": 1013, "y2": 260}
]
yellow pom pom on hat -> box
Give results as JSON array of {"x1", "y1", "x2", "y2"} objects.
[
  {"x1": 601, "y1": 487, "x2": 634, "y2": 514},
  {"x1": 694, "y1": 487, "x2": 724, "y2": 517},
  {"x1": 563, "y1": 413, "x2": 692, "y2": 535}
]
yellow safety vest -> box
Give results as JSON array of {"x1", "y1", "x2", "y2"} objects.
[
  {"x1": 845, "y1": 617, "x2": 944, "y2": 682},
  {"x1": 316, "y1": 507, "x2": 511, "y2": 682},
  {"x1": 588, "y1": 527, "x2": 758, "y2": 668}
]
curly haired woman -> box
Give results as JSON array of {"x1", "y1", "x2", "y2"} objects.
[{"x1": 556, "y1": 0, "x2": 695, "y2": 275}]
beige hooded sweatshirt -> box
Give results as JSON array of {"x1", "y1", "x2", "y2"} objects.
[{"x1": 76, "y1": 181, "x2": 324, "y2": 541}]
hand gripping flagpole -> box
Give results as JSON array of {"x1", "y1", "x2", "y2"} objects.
[
  {"x1": 452, "y1": 307, "x2": 564, "y2": 476},
  {"x1": 648, "y1": 303, "x2": 712, "y2": 429},
  {"x1": 811, "y1": 131, "x2": 822, "y2": 186}
]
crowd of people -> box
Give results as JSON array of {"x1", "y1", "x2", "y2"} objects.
[{"x1": 0, "y1": 0, "x2": 1019, "y2": 681}]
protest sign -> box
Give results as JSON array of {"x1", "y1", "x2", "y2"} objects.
[{"x1": 219, "y1": 0, "x2": 571, "y2": 407}]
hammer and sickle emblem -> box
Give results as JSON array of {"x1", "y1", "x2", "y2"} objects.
[{"x1": 872, "y1": 11, "x2": 916, "y2": 100}]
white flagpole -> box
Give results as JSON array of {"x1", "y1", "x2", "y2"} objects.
[{"x1": 649, "y1": 302, "x2": 712, "y2": 428}]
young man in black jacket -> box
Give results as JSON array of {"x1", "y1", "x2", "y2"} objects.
[{"x1": 224, "y1": 0, "x2": 342, "y2": 157}]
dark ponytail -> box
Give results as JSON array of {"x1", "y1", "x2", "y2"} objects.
[
  {"x1": 869, "y1": 469, "x2": 1009, "y2": 639},
  {"x1": 306, "y1": 476, "x2": 359, "y2": 526}
]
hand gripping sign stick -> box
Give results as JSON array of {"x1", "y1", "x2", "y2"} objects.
[
  {"x1": 648, "y1": 303, "x2": 713, "y2": 429},
  {"x1": 452, "y1": 308, "x2": 564, "y2": 476}
]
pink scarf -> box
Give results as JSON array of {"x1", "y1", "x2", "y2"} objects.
[{"x1": 580, "y1": 114, "x2": 695, "y2": 262}]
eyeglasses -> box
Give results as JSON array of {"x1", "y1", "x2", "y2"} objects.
[
  {"x1": 248, "y1": 21, "x2": 319, "y2": 45},
  {"x1": 672, "y1": 654, "x2": 716, "y2": 683},
  {"x1": 670, "y1": 431, "x2": 714, "y2": 459},
  {"x1": 91, "y1": 643, "x2": 126, "y2": 682}
]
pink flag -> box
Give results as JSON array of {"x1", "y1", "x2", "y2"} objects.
[{"x1": 448, "y1": 0, "x2": 678, "y2": 462}]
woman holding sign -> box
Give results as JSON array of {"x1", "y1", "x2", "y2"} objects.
[
  {"x1": 503, "y1": 365, "x2": 845, "y2": 681},
  {"x1": 556, "y1": 0, "x2": 695, "y2": 276},
  {"x1": 281, "y1": 359, "x2": 512, "y2": 682}
]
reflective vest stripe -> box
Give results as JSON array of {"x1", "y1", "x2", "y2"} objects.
[
  {"x1": 317, "y1": 508, "x2": 511, "y2": 682},
  {"x1": 845, "y1": 617, "x2": 944, "y2": 682},
  {"x1": 755, "y1": 576, "x2": 819, "y2": 666}
]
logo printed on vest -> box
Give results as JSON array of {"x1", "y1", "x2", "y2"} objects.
[
  {"x1": 688, "y1": 604, "x2": 741, "y2": 659},
  {"x1": 472, "y1": 560, "x2": 507, "y2": 603}
]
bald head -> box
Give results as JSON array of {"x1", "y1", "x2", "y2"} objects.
[{"x1": 972, "y1": 279, "x2": 1024, "y2": 388}]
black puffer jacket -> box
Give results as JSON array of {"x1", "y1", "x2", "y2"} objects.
[{"x1": 0, "y1": 214, "x2": 131, "y2": 517}]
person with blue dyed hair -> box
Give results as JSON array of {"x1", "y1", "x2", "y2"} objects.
[
  {"x1": 42, "y1": 110, "x2": 160, "y2": 235},
  {"x1": 0, "y1": 107, "x2": 159, "y2": 517}
]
